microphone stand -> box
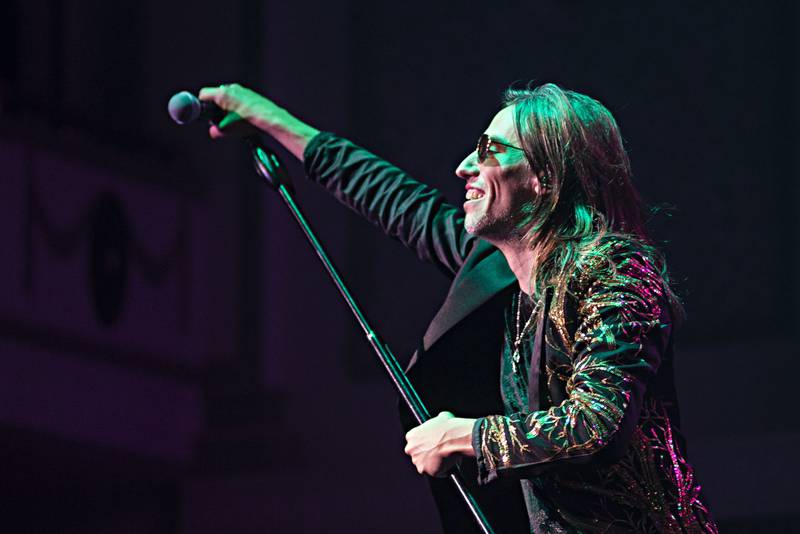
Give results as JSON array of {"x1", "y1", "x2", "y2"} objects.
[{"x1": 246, "y1": 137, "x2": 496, "y2": 534}]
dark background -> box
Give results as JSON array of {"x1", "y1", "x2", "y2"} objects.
[{"x1": 1, "y1": 1, "x2": 797, "y2": 532}]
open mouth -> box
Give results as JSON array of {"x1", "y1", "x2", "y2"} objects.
[{"x1": 465, "y1": 188, "x2": 486, "y2": 201}]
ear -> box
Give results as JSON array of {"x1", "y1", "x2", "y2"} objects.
[{"x1": 532, "y1": 173, "x2": 547, "y2": 196}]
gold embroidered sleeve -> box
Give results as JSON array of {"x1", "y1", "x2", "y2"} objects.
[{"x1": 474, "y1": 245, "x2": 670, "y2": 483}]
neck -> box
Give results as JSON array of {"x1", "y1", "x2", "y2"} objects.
[{"x1": 493, "y1": 238, "x2": 536, "y2": 296}]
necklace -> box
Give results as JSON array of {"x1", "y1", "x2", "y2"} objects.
[{"x1": 512, "y1": 290, "x2": 540, "y2": 373}]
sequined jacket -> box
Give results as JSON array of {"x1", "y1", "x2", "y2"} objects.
[{"x1": 304, "y1": 132, "x2": 717, "y2": 534}]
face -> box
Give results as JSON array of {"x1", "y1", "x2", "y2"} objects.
[{"x1": 456, "y1": 105, "x2": 540, "y2": 241}]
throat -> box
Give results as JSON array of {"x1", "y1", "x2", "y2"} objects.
[{"x1": 494, "y1": 239, "x2": 537, "y2": 296}]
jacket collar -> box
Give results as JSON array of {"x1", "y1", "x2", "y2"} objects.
[{"x1": 422, "y1": 241, "x2": 517, "y2": 350}]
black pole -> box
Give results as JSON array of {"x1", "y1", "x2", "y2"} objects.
[{"x1": 248, "y1": 138, "x2": 496, "y2": 534}]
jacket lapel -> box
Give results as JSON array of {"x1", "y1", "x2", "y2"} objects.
[
  {"x1": 422, "y1": 241, "x2": 516, "y2": 350},
  {"x1": 527, "y1": 286, "x2": 552, "y2": 412}
]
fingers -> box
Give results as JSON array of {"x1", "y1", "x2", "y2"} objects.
[
  {"x1": 199, "y1": 84, "x2": 257, "y2": 140},
  {"x1": 407, "y1": 446, "x2": 446, "y2": 476},
  {"x1": 207, "y1": 110, "x2": 253, "y2": 140},
  {"x1": 199, "y1": 83, "x2": 231, "y2": 102},
  {"x1": 405, "y1": 425, "x2": 437, "y2": 476},
  {"x1": 218, "y1": 111, "x2": 243, "y2": 130},
  {"x1": 198, "y1": 85, "x2": 223, "y2": 105},
  {"x1": 197, "y1": 86, "x2": 217, "y2": 101},
  {"x1": 404, "y1": 428, "x2": 417, "y2": 455},
  {"x1": 407, "y1": 446, "x2": 426, "y2": 475},
  {"x1": 198, "y1": 83, "x2": 244, "y2": 111},
  {"x1": 404, "y1": 413, "x2": 463, "y2": 477},
  {"x1": 208, "y1": 124, "x2": 224, "y2": 139}
]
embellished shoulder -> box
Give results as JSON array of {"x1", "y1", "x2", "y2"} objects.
[
  {"x1": 571, "y1": 235, "x2": 668, "y2": 350},
  {"x1": 547, "y1": 236, "x2": 669, "y2": 353},
  {"x1": 573, "y1": 237, "x2": 662, "y2": 292}
]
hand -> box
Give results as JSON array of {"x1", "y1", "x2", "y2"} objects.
[
  {"x1": 197, "y1": 83, "x2": 320, "y2": 160},
  {"x1": 198, "y1": 83, "x2": 281, "y2": 139},
  {"x1": 404, "y1": 411, "x2": 476, "y2": 477}
]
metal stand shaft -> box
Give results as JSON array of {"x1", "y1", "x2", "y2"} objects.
[{"x1": 248, "y1": 138, "x2": 495, "y2": 534}]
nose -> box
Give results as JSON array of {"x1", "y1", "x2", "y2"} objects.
[{"x1": 455, "y1": 151, "x2": 478, "y2": 180}]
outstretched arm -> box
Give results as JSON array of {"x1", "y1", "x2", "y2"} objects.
[
  {"x1": 198, "y1": 83, "x2": 475, "y2": 275},
  {"x1": 303, "y1": 133, "x2": 475, "y2": 276}
]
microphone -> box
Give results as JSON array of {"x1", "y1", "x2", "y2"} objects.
[{"x1": 167, "y1": 91, "x2": 226, "y2": 125}]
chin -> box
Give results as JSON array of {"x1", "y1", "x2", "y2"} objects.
[
  {"x1": 465, "y1": 212, "x2": 517, "y2": 242},
  {"x1": 464, "y1": 214, "x2": 483, "y2": 236},
  {"x1": 464, "y1": 216, "x2": 492, "y2": 238}
]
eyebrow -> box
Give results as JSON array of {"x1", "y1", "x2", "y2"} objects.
[{"x1": 486, "y1": 134, "x2": 515, "y2": 146}]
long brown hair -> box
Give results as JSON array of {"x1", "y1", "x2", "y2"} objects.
[{"x1": 504, "y1": 83, "x2": 682, "y2": 320}]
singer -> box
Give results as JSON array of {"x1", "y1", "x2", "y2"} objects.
[{"x1": 198, "y1": 82, "x2": 718, "y2": 533}]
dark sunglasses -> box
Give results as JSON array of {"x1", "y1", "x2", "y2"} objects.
[{"x1": 476, "y1": 133, "x2": 524, "y2": 163}]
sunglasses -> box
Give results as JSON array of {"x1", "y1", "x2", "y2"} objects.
[{"x1": 476, "y1": 133, "x2": 524, "y2": 163}]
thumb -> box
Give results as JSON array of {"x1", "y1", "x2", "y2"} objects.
[{"x1": 217, "y1": 111, "x2": 243, "y2": 130}]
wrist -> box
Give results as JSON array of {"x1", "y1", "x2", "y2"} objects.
[
  {"x1": 251, "y1": 108, "x2": 320, "y2": 161},
  {"x1": 444, "y1": 418, "x2": 477, "y2": 457},
  {"x1": 246, "y1": 104, "x2": 292, "y2": 135}
]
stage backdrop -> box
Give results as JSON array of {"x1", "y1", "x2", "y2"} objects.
[{"x1": 0, "y1": 1, "x2": 797, "y2": 532}]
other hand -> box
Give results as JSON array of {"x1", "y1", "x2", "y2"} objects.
[{"x1": 404, "y1": 411, "x2": 476, "y2": 477}]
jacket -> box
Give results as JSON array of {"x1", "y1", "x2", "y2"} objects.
[{"x1": 304, "y1": 132, "x2": 717, "y2": 533}]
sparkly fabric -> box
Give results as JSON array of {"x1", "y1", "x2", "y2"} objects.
[
  {"x1": 474, "y1": 238, "x2": 718, "y2": 533},
  {"x1": 500, "y1": 293, "x2": 575, "y2": 533},
  {"x1": 302, "y1": 133, "x2": 715, "y2": 532}
]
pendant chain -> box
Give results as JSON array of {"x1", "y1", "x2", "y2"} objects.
[{"x1": 512, "y1": 290, "x2": 540, "y2": 373}]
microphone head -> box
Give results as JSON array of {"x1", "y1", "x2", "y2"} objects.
[{"x1": 167, "y1": 91, "x2": 201, "y2": 125}]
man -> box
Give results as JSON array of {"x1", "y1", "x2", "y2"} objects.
[{"x1": 199, "y1": 82, "x2": 717, "y2": 533}]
